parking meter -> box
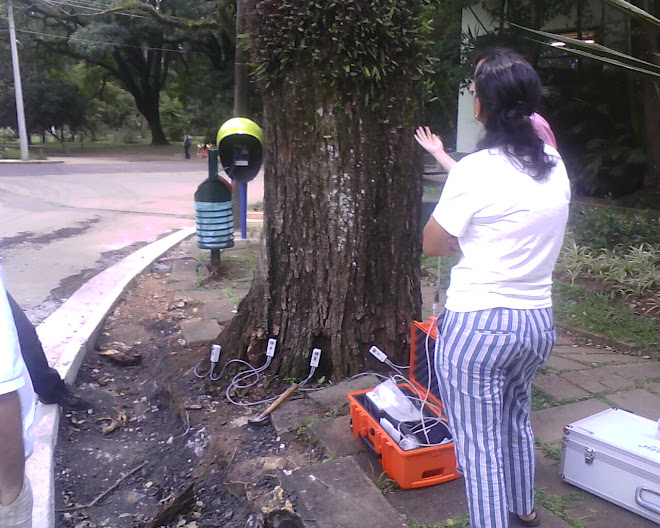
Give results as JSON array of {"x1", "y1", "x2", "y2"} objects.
[{"x1": 216, "y1": 118, "x2": 264, "y2": 183}]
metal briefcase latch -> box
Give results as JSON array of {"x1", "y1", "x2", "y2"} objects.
[{"x1": 584, "y1": 447, "x2": 595, "y2": 465}]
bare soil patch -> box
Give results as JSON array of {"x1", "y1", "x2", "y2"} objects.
[{"x1": 54, "y1": 270, "x2": 318, "y2": 528}]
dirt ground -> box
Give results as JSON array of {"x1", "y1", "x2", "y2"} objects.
[{"x1": 54, "y1": 266, "x2": 319, "y2": 528}]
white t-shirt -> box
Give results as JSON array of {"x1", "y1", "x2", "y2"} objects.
[
  {"x1": 0, "y1": 271, "x2": 35, "y2": 459},
  {"x1": 432, "y1": 145, "x2": 570, "y2": 312}
]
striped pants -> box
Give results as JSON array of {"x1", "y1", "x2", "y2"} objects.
[{"x1": 435, "y1": 308, "x2": 555, "y2": 528}]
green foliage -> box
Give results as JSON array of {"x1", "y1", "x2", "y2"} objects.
[
  {"x1": 373, "y1": 472, "x2": 399, "y2": 494},
  {"x1": 0, "y1": 127, "x2": 15, "y2": 142},
  {"x1": 552, "y1": 281, "x2": 659, "y2": 353},
  {"x1": 557, "y1": 240, "x2": 659, "y2": 295},
  {"x1": 421, "y1": 2, "x2": 474, "y2": 148},
  {"x1": 249, "y1": 0, "x2": 434, "y2": 100},
  {"x1": 22, "y1": 80, "x2": 87, "y2": 137},
  {"x1": 0, "y1": 147, "x2": 20, "y2": 159},
  {"x1": 159, "y1": 93, "x2": 188, "y2": 142},
  {"x1": 481, "y1": 0, "x2": 574, "y2": 30},
  {"x1": 554, "y1": 204, "x2": 659, "y2": 352},
  {"x1": 542, "y1": 68, "x2": 647, "y2": 197},
  {"x1": 535, "y1": 439, "x2": 562, "y2": 461},
  {"x1": 531, "y1": 387, "x2": 557, "y2": 412},
  {"x1": 566, "y1": 204, "x2": 659, "y2": 250},
  {"x1": 17, "y1": 0, "x2": 235, "y2": 145},
  {"x1": 535, "y1": 489, "x2": 590, "y2": 528}
]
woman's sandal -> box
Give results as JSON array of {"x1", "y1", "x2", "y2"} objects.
[{"x1": 516, "y1": 510, "x2": 541, "y2": 527}]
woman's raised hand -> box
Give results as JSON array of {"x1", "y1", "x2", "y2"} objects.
[
  {"x1": 414, "y1": 126, "x2": 457, "y2": 173},
  {"x1": 414, "y1": 126, "x2": 445, "y2": 157}
]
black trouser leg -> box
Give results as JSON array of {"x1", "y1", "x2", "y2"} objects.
[{"x1": 7, "y1": 292, "x2": 66, "y2": 399}]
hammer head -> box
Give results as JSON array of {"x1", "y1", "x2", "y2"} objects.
[{"x1": 248, "y1": 413, "x2": 271, "y2": 426}]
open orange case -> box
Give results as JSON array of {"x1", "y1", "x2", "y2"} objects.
[{"x1": 348, "y1": 317, "x2": 460, "y2": 489}]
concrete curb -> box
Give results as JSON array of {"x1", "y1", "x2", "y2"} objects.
[
  {"x1": 26, "y1": 226, "x2": 195, "y2": 528},
  {"x1": 0, "y1": 159, "x2": 64, "y2": 164}
]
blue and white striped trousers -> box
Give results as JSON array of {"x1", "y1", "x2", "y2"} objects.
[{"x1": 435, "y1": 308, "x2": 555, "y2": 528}]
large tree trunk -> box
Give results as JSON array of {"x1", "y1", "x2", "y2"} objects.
[
  {"x1": 220, "y1": 76, "x2": 424, "y2": 381},
  {"x1": 136, "y1": 93, "x2": 168, "y2": 146},
  {"x1": 113, "y1": 49, "x2": 170, "y2": 146}
]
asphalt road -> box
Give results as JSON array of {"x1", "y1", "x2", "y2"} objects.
[{"x1": 0, "y1": 154, "x2": 209, "y2": 322}]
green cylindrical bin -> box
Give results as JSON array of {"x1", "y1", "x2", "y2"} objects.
[{"x1": 194, "y1": 179, "x2": 234, "y2": 250}]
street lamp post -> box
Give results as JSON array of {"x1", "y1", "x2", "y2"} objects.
[
  {"x1": 232, "y1": 0, "x2": 249, "y2": 239},
  {"x1": 7, "y1": 0, "x2": 29, "y2": 161}
]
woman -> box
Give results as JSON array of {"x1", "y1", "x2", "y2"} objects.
[
  {"x1": 415, "y1": 48, "x2": 570, "y2": 528},
  {"x1": 0, "y1": 270, "x2": 35, "y2": 528}
]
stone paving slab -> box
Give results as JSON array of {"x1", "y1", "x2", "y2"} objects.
[
  {"x1": 533, "y1": 375, "x2": 592, "y2": 401},
  {"x1": 175, "y1": 289, "x2": 226, "y2": 303},
  {"x1": 532, "y1": 399, "x2": 610, "y2": 444},
  {"x1": 271, "y1": 397, "x2": 327, "y2": 435},
  {"x1": 544, "y1": 355, "x2": 592, "y2": 372},
  {"x1": 560, "y1": 366, "x2": 634, "y2": 394},
  {"x1": 307, "y1": 374, "x2": 381, "y2": 412},
  {"x1": 169, "y1": 279, "x2": 198, "y2": 291},
  {"x1": 307, "y1": 415, "x2": 364, "y2": 458},
  {"x1": 605, "y1": 389, "x2": 660, "y2": 420},
  {"x1": 386, "y1": 473, "x2": 468, "y2": 525},
  {"x1": 607, "y1": 361, "x2": 660, "y2": 381},
  {"x1": 556, "y1": 351, "x2": 636, "y2": 365},
  {"x1": 534, "y1": 450, "x2": 568, "y2": 498},
  {"x1": 201, "y1": 298, "x2": 238, "y2": 323},
  {"x1": 551, "y1": 345, "x2": 596, "y2": 354},
  {"x1": 562, "y1": 485, "x2": 660, "y2": 528},
  {"x1": 170, "y1": 258, "x2": 200, "y2": 282},
  {"x1": 105, "y1": 323, "x2": 151, "y2": 345},
  {"x1": 179, "y1": 318, "x2": 221, "y2": 345},
  {"x1": 367, "y1": 449, "x2": 573, "y2": 528},
  {"x1": 280, "y1": 456, "x2": 408, "y2": 528}
]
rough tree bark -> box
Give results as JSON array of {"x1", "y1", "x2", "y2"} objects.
[
  {"x1": 219, "y1": 1, "x2": 428, "y2": 381},
  {"x1": 113, "y1": 50, "x2": 170, "y2": 146}
]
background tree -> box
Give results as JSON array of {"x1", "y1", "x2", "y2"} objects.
[
  {"x1": 219, "y1": 0, "x2": 433, "y2": 380},
  {"x1": 23, "y1": 79, "x2": 86, "y2": 144},
  {"x1": 15, "y1": 0, "x2": 235, "y2": 145},
  {"x1": 423, "y1": 1, "x2": 475, "y2": 148}
]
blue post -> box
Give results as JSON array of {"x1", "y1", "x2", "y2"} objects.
[{"x1": 240, "y1": 181, "x2": 247, "y2": 239}]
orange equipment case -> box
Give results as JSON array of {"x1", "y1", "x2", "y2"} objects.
[{"x1": 348, "y1": 318, "x2": 460, "y2": 489}]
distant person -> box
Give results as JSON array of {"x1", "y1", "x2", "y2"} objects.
[
  {"x1": 0, "y1": 271, "x2": 35, "y2": 528},
  {"x1": 416, "y1": 48, "x2": 570, "y2": 528},
  {"x1": 184, "y1": 133, "x2": 193, "y2": 160},
  {"x1": 6, "y1": 293, "x2": 89, "y2": 411}
]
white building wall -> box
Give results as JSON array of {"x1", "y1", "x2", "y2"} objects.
[{"x1": 456, "y1": 5, "x2": 493, "y2": 153}]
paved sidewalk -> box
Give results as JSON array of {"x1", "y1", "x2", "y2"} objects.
[
  {"x1": 28, "y1": 228, "x2": 195, "y2": 528},
  {"x1": 34, "y1": 225, "x2": 659, "y2": 527},
  {"x1": 163, "y1": 237, "x2": 659, "y2": 528}
]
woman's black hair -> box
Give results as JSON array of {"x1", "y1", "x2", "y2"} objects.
[{"x1": 473, "y1": 47, "x2": 555, "y2": 180}]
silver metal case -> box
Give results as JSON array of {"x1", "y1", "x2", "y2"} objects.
[{"x1": 560, "y1": 408, "x2": 660, "y2": 523}]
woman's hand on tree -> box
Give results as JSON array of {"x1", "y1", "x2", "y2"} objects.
[
  {"x1": 414, "y1": 126, "x2": 445, "y2": 157},
  {"x1": 414, "y1": 126, "x2": 457, "y2": 173}
]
